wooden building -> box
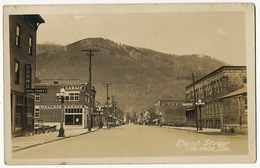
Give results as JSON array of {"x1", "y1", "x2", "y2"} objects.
[{"x1": 10, "y1": 15, "x2": 45, "y2": 136}]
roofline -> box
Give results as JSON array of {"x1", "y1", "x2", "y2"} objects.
[
  {"x1": 186, "y1": 66, "x2": 246, "y2": 89},
  {"x1": 23, "y1": 14, "x2": 45, "y2": 23}
]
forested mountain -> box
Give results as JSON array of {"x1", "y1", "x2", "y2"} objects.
[{"x1": 36, "y1": 38, "x2": 227, "y2": 113}]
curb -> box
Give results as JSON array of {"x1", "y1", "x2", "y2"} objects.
[{"x1": 12, "y1": 129, "x2": 100, "y2": 152}]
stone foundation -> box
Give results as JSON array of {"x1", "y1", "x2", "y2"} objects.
[{"x1": 221, "y1": 124, "x2": 247, "y2": 135}]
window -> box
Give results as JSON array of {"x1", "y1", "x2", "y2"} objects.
[
  {"x1": 15, "y1": 60, "x2": 20, "y2": 84},
  {"x1": 65, "y1": 108, "x2": 83, "y2": 113},
  {"x1": 28, "y1": 35, "x2": 33, "y2": 55},
  {"x1": 243, "y1": 77, "x2": 247, "y2": 84},
  {"x1": 35, "y1": 94, "x2": 40, "y2": 102},
  {"x1": 35, "y1": 109, "x2": 40, "y2": 118},
  {"x1": 244, "y1": 98, "x2": 248, "y2": 110},
  {"x1": 69, "y1": 93, "x2": 79, "y2": 101},
  {"x1": 15, "y1": 25, "x2": 21, "y2": 47}
]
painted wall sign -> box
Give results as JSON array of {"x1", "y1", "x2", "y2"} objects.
[
  {"x1": 64, "y1": 85, "x2": 84, "y2": 91},
  {"x1": 35, "y1": 105, "x2": 61, "y2": 109},
  {"x1": 64, "y1": 105, "x2": 84, "y2": 109}
]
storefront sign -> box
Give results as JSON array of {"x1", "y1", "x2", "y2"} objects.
[
  {"x1": 181, "y1": 103, "x2": 194, "y2": 107},
  {"x1": 64, "y1": 105, "x2": 84, "y2": 109},
  {"x1": 64, "y1": 85, "x2": 84, "y2": 91},
  {"x1": 26, "y1": 88, "x2": 48, "y2": 93},
  {"x1": 25, "y1": 64, "x2": 47, "y2": 93},
  {"x1": 25, "y1": 64, "x2": 31, "y2": 89},
  {"x1": 35, "y1": 105, "x2": 61, "y2": 109}
]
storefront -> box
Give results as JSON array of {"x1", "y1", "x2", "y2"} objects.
[{"x1": 35, "y1": 79, "x2": 96, "y2": 128}]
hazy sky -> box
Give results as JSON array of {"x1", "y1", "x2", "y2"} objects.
[{"x1": 37, "y1": 9, "x2": 247, "y2": 66}]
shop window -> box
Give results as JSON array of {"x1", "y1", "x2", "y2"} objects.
[
  {"x1": 15, "y1": 25, "x2": 21, "y2": 47},
  {"x1": 35, "y1": 94, "x2": 40, "y2": 102},
  {"x1": 15, "y1": 106, "x2": 23, "y2": 128},
  {"x1": 28, "y1": 98, "x2": 34, "y2": 106},
  {"x1": 35, "y1": 109, "x2": 40, "y2": 118},
  {"x1": 16, "y1": 95, "x2": 23, "y2": 105},
  {"x1": 15, "y1": 60, "x2": 20, "y2": 84}
]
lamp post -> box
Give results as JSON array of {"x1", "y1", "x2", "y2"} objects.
[
  {"x1": 56, "y1": 88, "x2": 69, "y2": 137},
  {"x1": 108, "y1": 114, "x2": 113, "y2": 128},
  {"x1": 158, "y1": 112, "x2": 163, "y2": 127},
  {"x1": 97, "y1": 107, "x2": 103, "y2": 129},
  {"x1": 196, "y1": 99, "x2": 205, "y2": 130}
]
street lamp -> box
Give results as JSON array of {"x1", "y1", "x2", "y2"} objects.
[
  {"x1": 158, "y1": 112, "x2": 163, "y2": 127},
  {"x1": 196, "y1": 99, "x2": 205, "y2": 130},
  {"x1": 108, "y1": 114, "x2": 113, "y2": 128},
  {"x1": 97, "y1": 107, "x2": 103, "y2": 129},
  {"x1": 56, "y1": 88, "x2": 69, "y2": 137}
]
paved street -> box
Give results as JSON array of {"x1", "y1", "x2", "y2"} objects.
[{"x1": 12, "y1": 124, "x2": 248, "y2": 159}]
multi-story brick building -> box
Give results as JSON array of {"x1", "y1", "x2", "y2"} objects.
[
  {"x1": 9, "y1": 15, "x2": 45, "y2": 136},
  {"x1": 155, "y1": 99, "x2": 187, "y2": 126},
  {"x1": 185, "y1": 66, "x2": 247, "y2": 133},
  {"x1": 34, "y1": 79, "x2": 96, "y2": 129}
]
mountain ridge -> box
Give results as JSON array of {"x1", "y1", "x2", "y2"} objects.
[{"x1": 36, "y1": 37, "x2": 228, "y2": 114}]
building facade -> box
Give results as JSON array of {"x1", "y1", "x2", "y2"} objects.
[
  {"x1": 34, "y1": 79, "x2": 96, "y2": 129},
  {"x1": 185, "y1": 66, "x2": 247, "y2": 133},
  {"x1": 10, "y1": 15, "x2": 45, "y2": 136},
  {"x1": 155, "y1": 99, "x2": 187, "y2": 126},
  {"x1": 220, "y1": 87, "x2": 247, "y2": 134}
]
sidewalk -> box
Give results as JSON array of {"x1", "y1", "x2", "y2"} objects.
[
  {"x1": 12, "y1": 127, "x2": 100, "y2": 152},
  {"x1": 164, "y1": 126, "x2": 221, "y2": 133}
]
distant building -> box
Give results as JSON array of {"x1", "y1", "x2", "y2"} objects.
[
  {"x1": 185, "y1": 66, "x2": 247, "y2": 134},
  {"x1": 155, "y1": 99, "x2": 187, "y2": 126},
  {"x1": 34, "y1": 79, "x2": 96, "y2": 129},
  {"x1": 10, "y1": 15, "x2": 45, "y2": 136}
]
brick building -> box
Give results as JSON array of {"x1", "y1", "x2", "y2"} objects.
[
  {"x1": 34, "y1": 79, "x2": 96, "y2": 129},
  {"x1": 185, "y1": 66, "x2": 247, "y2": 133},
  {"x1": 9, "y1": 15, "x2": 44, "y2": 136},
  {"x1": 155, "y1": 99, "x2": 187, "y2": 126},
  {"x1": 220, "y1": 87, "x2": 247, "y2": 134}
]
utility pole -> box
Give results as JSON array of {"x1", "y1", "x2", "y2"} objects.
[
  {"x1": 82, "y1": 49, "x2": 99, "y2": 131},
  {"x1": 103, "y1": 83, "x2": 112, "y2": 128},
  {"x1": 192, "y1": 73, "x2": 198, "y2": 130}
]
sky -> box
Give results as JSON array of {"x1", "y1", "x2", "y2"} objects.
[{"x1": 36, "y1": 5, "x2": 248, "y2": 66}]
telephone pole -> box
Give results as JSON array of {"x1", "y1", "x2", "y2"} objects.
[
  {"x1": 192, "y1": 73, "x2": 198, "y2": 130},
  {"x1": 103, "y1": 83, "x2": 112, "y2": 128},
  {"x1": 82, "y1": 49, "x2": 99, "y2": 131}
]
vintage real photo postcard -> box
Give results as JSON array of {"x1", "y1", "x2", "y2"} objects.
[{"x1": 3, "y1": 3, "x2": 256, "y2": 165}]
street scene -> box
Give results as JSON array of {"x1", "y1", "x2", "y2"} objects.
[
  {"x1": 13, "y1": 125, "x2": 248, "y2": 159},
  {"x1": 4, "y1": 4, "x2": 255, "y2": 165}
]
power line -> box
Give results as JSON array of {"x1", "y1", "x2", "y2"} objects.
[
  {"x1": 81, "y1": 49, "x2": 99, "y2": 131},
  {"x1": 102, "y1": 83, "x2": 112, "y2": 128}
]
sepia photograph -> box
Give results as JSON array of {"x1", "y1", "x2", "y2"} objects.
[{"x1": 2, "y1": 2, "x2": 257, "y2": 166}]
